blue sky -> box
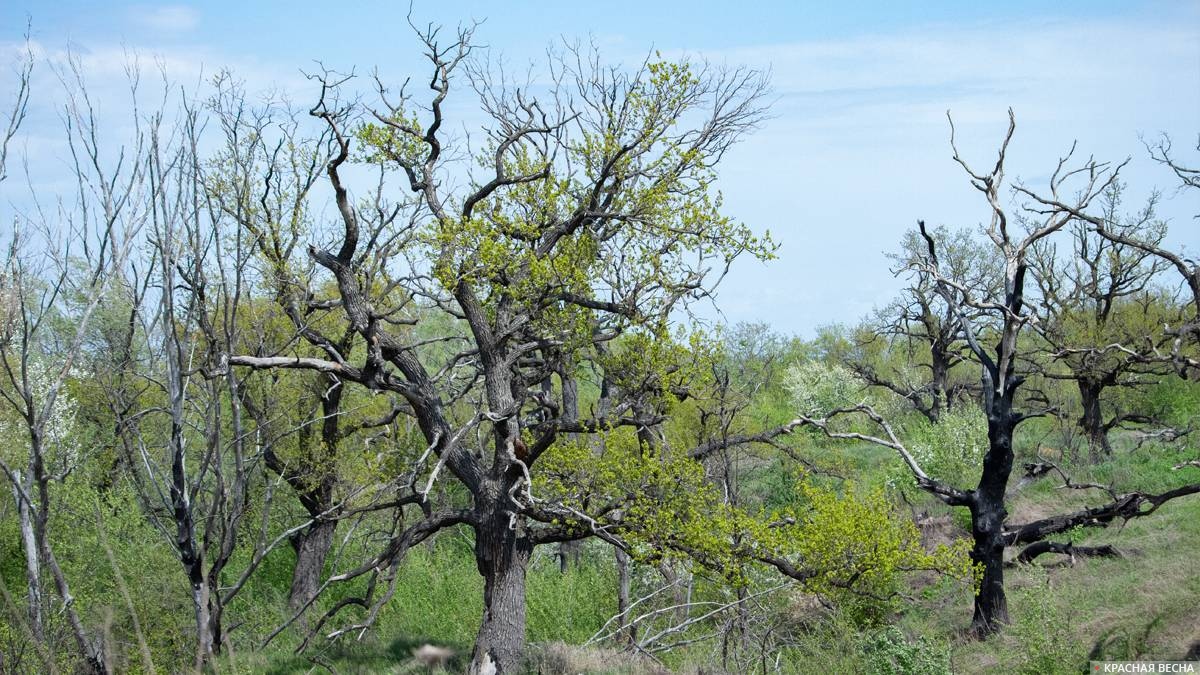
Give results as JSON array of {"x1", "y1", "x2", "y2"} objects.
[{"x1": 2, "y1": 1, "x2": 1198, "y2": 336}]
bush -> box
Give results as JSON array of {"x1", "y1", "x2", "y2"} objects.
[
  {"x1": 1009, "y1": 567, "x2": 1078, "y2": 675},
  {"x1": 862, "y1": 626, "x2": 952, "y2": 675},
  {"x1": 889, "y1": 409, "x2": 986, "y2": 513}
]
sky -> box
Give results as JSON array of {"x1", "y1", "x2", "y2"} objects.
[{"x1": 2, "y1": 0, "x2": 1198, "y2": 337}]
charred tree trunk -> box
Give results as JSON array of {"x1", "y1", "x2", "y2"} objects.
[
  {"x1": 929, "y1": 338, "x2": 951, "y2": 423},
  {"x1": 171, "y1": 428, "x2": 215, "y2": 666},
  {"x1": 962, "y1": 420, "x2": 1014, "y2": 637},
  {"x1": 969, "y1": 399, "x2": 1016, "y2": 636},
  {"x1": 1077, "y1": 379, "x2": 1112, "y2": 459},
  {"x1": 470, "y1": 484, "x2": 532, "y2": 675}
]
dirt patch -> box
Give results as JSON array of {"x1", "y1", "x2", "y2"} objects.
[{"x1": 916, "y1": 514, "x2": 967, "y2": 551}]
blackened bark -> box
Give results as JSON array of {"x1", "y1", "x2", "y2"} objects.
[
  {"x1": 171, "y1": 414, "x2": 214, "y2": 666},
  {"x1": 1014, "y1": 541, "x2": 1121, "y2": 564},
  {"x1": 1078, "y1": 379, "x2": 1112, "y2": 458},
  {"x1": 556, "y1": 541, "x2": 582, "y2": 573},
  {"x1": 1004, "y1": 482, "x2": 1200, "y2": 545},
  {"x1": 969, "y1": 413, "x2": 1015, "y2": 637},
  {"x1": 929, "y1": 343, "x2": 950, "y2": 423}
]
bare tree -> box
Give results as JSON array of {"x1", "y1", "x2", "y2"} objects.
[
  {"x1": 101, "y1": 83, "x2": 344, "y2": 667},
  {"x1": 0, "y1": 25, "x2": 37, "y2": 644},
  {"x1": 0, "y1": 26, "x2": 31, "y2": 185},
  {"x1": 1028, "y1": 184, "x2": 1175, "y2": 457},
  {"x1": 851, "y1": 226, "x2": 998, "y2": 423},
  {"x1": 1036, "y1": 134, "x2": 1200, "y2": 377},
  {"x1": 200, "y1": 74, "x2": 374, "y2": 621},
  {"x1": 793, "y1": 111, "x2": 1200, "y2": 638},
  {"x1": 0, "y1": 48, "x2": 149, "y2": 675}
]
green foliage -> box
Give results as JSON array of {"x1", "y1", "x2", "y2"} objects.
[
  {"x1": 1140, "y1": 375, "x2": 1200, "y2": 429},
  {"x1": 1008, "y1": 566, "x2": 1078, "y2": 675},
  {"x1": 354, "y1": 58, "x2": 777, "y2": 349},
  {"x1": 785, "y1": 359, "x2": 866, "y2": 416},
  {"x1": 762, "y1": 482, "x2": 976, "y2": 624},
  {"x1": 862, "y1": 626, "x2": 952, "y2": 675},
  {"x1": 890, "y1": 408, "x2": 987, "y2": 497}
]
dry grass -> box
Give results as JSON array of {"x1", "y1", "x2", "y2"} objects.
[{"x1": 525, "y1": 642, "x2": 672, "y2": 674}]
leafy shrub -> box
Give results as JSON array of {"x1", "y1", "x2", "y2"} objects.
[
  {"x1": 862, "y1": 625, "x2": 952, "y2": 675},
  {"x1": 785, "y1": 360, "x2": 866, "y2": 416},
  {"x1": 888, "y1": 409, "x2": 986, "y2": 509},
  {"x1": 1009, "y1": 567, "x2": 1078, "y2": 675}
]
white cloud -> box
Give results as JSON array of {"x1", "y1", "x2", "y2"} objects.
[
  {"x1": 4, "y1": 9, "x2": 1196, "y2": 336},
  {"x1": 676, "y1": 13, "x2": 1200, "y2": 335},
  {"x1": 130, "y1": 5, "x2": 200, "y2": 33}
]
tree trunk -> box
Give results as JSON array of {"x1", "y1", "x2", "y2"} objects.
[
  {"x1": 12, "y1": 471, "x2": 43, "y2": 642},
  {"x1": 264, "y1": 376, "x2": 341, "y2": 617},
  {"x1": 28, "y1": 430, "x2": 108, "y2": 674},
  {"x1": 289, "y1": 519, "x2": 337, "y2": 614},
  {"x1": 555, "y1": 361, "x2": 582, "y2": 572},
  {"x1": 557, "y1": 540, "x2": 582, "y2": 573},
  {"x1": 929, "y1": 342, "x2": 950, "y2": 423},
  {"x1": 968, "y1": 501, "x2": 1008, "y2": 636},
  {"x1": 470, "y1": 489, "x2": 532, "y2": 675},
  {"x1": 970, "y1": 415, "x2": 1015, "y2": 637},
  {"x1": 191, "y1": 580, "x2": 213, "y2": 668},
  {"x1": 615, "y1": 547, "x2": 634, "y2": 645},
  {"x1": 1078, "y1": 379, "x2": 1111, "y2": 459}
]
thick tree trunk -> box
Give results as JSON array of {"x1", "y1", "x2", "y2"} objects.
[
  {"x1": 1077, "y1": 380, "x2": 1111, "y2": 459},
  {"x1": 470, "y1": 488, "x2": 532, "y2": 675},
  {"x1": 968, "y1": 504, "x2": 1008, "y2": 636},
  {"x1": 289, "y1": 519, "x2": 337, "y2": 614},
  {"x1": 556, "y1": 540, "x2": 582, "y2": 573},
  {"x1": 970, "y1": 414, "x2": 1015, "y2": 637},
  {"x1": 265, "y1": 376, "x2": 341, "y2": 617}
]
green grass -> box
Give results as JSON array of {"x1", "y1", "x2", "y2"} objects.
[
  {"x1": 14, "y1": 429, "x2": 1193, "y2": 674},
  {"x1": 209, "y1": 536, "x2": 618, "y2": 673},
  {"x1": 901, "y1": 437, "x2": 1200, "y2": 674}
]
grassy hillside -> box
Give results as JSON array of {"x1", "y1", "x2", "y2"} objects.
[{"x1": 200, "y1": 435, "x2": 1200, "y2": 674}]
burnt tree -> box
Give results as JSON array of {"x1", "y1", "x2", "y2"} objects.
[
  {"x1": 796, "y1": 111, "x2": 1199, "y2": 639},
  {"x1": 1028, "y1": 185, "x2": 1174, "y2": 458}
]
